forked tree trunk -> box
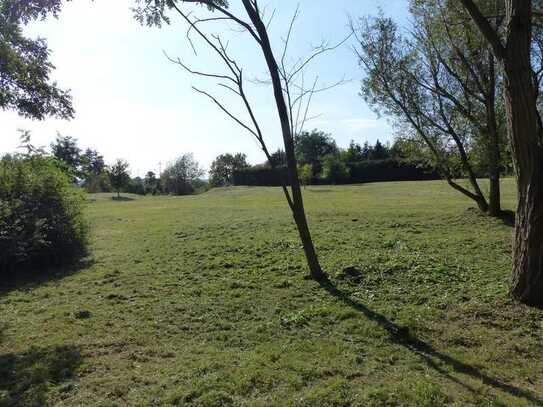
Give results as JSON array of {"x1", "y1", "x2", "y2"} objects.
[
  {"x1": 503, "y1": 2, "x2": 543, "y2": 305},
  {"x1": 501, "y1": 1, "x2": 543, "y2": 305},
  {"x1": 242, "y1": 0, "x2": 326, "y2": 281}
]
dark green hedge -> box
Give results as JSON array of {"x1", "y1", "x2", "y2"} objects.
[
  {"x1": 233, "y1": 166, "x2": 289, "y2": 187},
  {"x1": 347, "y1": 159, "x2": 440, "y2": 183},
  {"x1": 232, "y1": 159, "x2": 439, "y2": 186}
]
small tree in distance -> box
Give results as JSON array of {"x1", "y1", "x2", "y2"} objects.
[
  {"x1": 209, "y1": 153, "x2": 249, "y2": 187},
  {"x1": 161, "y1": 153, "x2": 204, "y2": 195},
  {"x1": 51, "y1": 133, "x2": 82, "y2": 181},
  {"x1": 108, "y1": 159, "x2": 130, "y2": 199},
  {"x1": 298, "y1": 164, "x2": 312, "y2": 189}
]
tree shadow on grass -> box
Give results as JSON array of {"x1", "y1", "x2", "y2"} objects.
[
  {"x1": 0, "y1": 344, "x2": 82, "y2": 406},
  {"x1": 319, "y1": 279, "x2": 542, "y2": 405},
  {"x1": 0, "y1": 257, "x2": 94, "y2": 298},
  {"x1": 111, "y1": 196, "x2": 135, "y2": 202}
]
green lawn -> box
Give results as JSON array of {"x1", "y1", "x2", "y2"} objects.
[{"x1": 2, "y1": 179, "x2": 543, "y2": 406}]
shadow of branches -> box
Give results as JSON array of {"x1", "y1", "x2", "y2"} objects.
[
  {"x1": 0, "y1": 345, "x2": 82, "y2": 406},
  {"x1": 319, "y1": 279, "x2": 542, "y2": 405}
]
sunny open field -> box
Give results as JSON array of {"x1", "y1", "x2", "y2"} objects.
[{"x1": 1, "y1": 179, "x2": 543, "y2": 406}]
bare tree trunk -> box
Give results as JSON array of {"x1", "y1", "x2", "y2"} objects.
[
  {"x1": 503, "y1": 2, "x2": 543, "y2": 305},
  {"x1": 242, "y1": 0, "x2": 326, "y2": 281}
]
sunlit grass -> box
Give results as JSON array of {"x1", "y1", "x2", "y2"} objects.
[{"x1": 1, "y1": 178, "x2": 542, "y2": 406}]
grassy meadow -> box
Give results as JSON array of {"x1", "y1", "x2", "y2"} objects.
[{"x1": 2, "y1": 179, "x2": 543, "y2": 406}]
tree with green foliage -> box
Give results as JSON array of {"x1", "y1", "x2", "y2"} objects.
[
  {"x1": 298, "y1": 164, "x2": 312, "y2": 188},
  {"x1": 371, "y1": 139, "x2": 390, "y2": 160},
  {"x1": 161, "y1": 153, "x2": 204, "y2": 196},
  {"x1": 50, "y1": 133, "x2": 82, "y2": 181},
  {"x1": 322, "y1": 155, "x2": 349, "y2": 184},
  {"x1": 361, "y1": 141, "x2": 373, "y2": 161},
  {"x1": 81, "y1": 148, "x2": 108, "y2": 192},
  {"x1": 108, "y1": 159, "x2": 131, "y2": 199},
  {"x1": 144, "y1": 171, "x2": 160, "y2": 195},
  {"x1": 295, "y1": 130, "x2": 339, "y2": 177},
  {"x1": 1, "y1": 135, "x2": 88, "y2": 271},
  {"x1": 268, "y1": 149, "x2": 287, "y2": 168},
  {"x1": 341, "y1": 140, "x2": 364, "y2": 163},
  {"x1": 353, "y1": 1, "x2": 507, "y2": 216},
  {"x1": 81, "y1": 148, "x2": 105, "y2": 178},
  {"x1": 209, "y1": 153, "x2": 248, "y2": 187},
  {"x1": 0, "y1": 0, "x2": 74, "y2": 120},
  {"x1": 460, "y1": 0, "x2": 543, "y2": 305}
]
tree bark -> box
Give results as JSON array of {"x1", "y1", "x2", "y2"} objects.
[
  {"x1": 242, "y1": 0, "x2": 326, "y2": 281},
  {"x1": 502, "y1": 2, "x2": 543, "y2": 305}
]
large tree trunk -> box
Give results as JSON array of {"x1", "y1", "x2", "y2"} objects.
[
  {"x1": 462, "y1": 0, "x2": 543, "y2": 306},
  {"x1": 242, "y1": 0, "x2": 326, "y2": 281},
  {"x1": 502, "y1": 1, "x2": 543, "y2": 305}
]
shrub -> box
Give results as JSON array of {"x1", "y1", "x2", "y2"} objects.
[
  {"x1": 0, "y1": 155, "x2": 89, "y2": 272},
  {"x1": 83, "y1": 170, "x2": 111, "y2": 193},
  {"x1": 127, "y1": 178, "x2": 145, "y2": 195},
  {"x1": 322, "y1": 155, "x2": 350, "y2": 184}
]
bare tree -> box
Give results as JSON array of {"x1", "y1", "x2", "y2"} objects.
[
  {"x1": 460, "y1": 0, "x2": 543, "y2": 306},
  {"x1": 134, "y1": 0, "x2": 347, "y2": 281}
]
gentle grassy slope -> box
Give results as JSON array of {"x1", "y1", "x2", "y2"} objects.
[{"x1": 2, "y1": 179, "x2": 543, "y2": 406}]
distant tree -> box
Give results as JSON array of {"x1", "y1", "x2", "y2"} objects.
[
  {"x1": 108, "y1": 159, "x2": 130, "y2": 198},
  {"x1": 209, "y1": 153, "x2": 249, "y2": 187},
  {"x1": 50, "y1": 134, "x2": 82, "y2": 181},
  {"x1": 80, "y1": 148, "x2": 107, "y2": 191},
  {"x1": 298, "y1": 164, "x2": 313, "y2": 188},
  {"x1": 144, "y1": 171, "x2": 160, "y2": 195},
  {"x1": 81, "y1": 148, "x2": 105, "y2": 177},
  {"x1": 322, "y1": 155, "x2": 349, "y2": 184},
  {"x1": 342, "y1": 140, "x2": 364, "y2": 163},
  {"x1": 295, "y1": 130, "x2": 339, "y2": 176},
  {"x1": 127, "y1": 177, "x2": 145, "y2": 195},
  {"x1": 161, "y1": 153, "x2": 204, "y2": 195},
  {"x1": 0, "y1": 0, "x2": 74, "y2": 120},
  {"x1": 268, "y1": 149, "x2": 287, "y2": 168},
  {"x1": 84, "y1": 171, "x2": 111, "y2": 193},
  {"x1": 361, "y1": 141, "x2": 373, "y2": 161},
  {"x1": 371, "y1": 139, "x2": 390, "y2": 160}
]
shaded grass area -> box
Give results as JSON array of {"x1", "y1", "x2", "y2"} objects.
[{"x1": 1, "y1": 179, "x2": 542, "y2": 405}]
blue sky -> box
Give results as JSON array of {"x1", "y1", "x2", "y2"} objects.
[{"x1": 0, "y1": 0, "x2": 409, "y2": 176}]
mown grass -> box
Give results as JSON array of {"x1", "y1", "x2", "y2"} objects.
[{"x1": 1, "y1": 179, "x2": 543, "y2": 406}]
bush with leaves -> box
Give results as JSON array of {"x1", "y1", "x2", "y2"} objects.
[
  {"x1": 0, "y1": 155, "x2": 89, "y2": 272},
  {"x1": 322, "y1": 155, "x2": 349, "y2": 184}
]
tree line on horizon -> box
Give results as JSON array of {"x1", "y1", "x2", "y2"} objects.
[{"x1": 20, "y1": 126, "x2": 516, "y2": 198}]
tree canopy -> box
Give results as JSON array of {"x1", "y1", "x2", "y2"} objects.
[{"x1": 0, "y1": 0, "x2": 74, "y2": 120}]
